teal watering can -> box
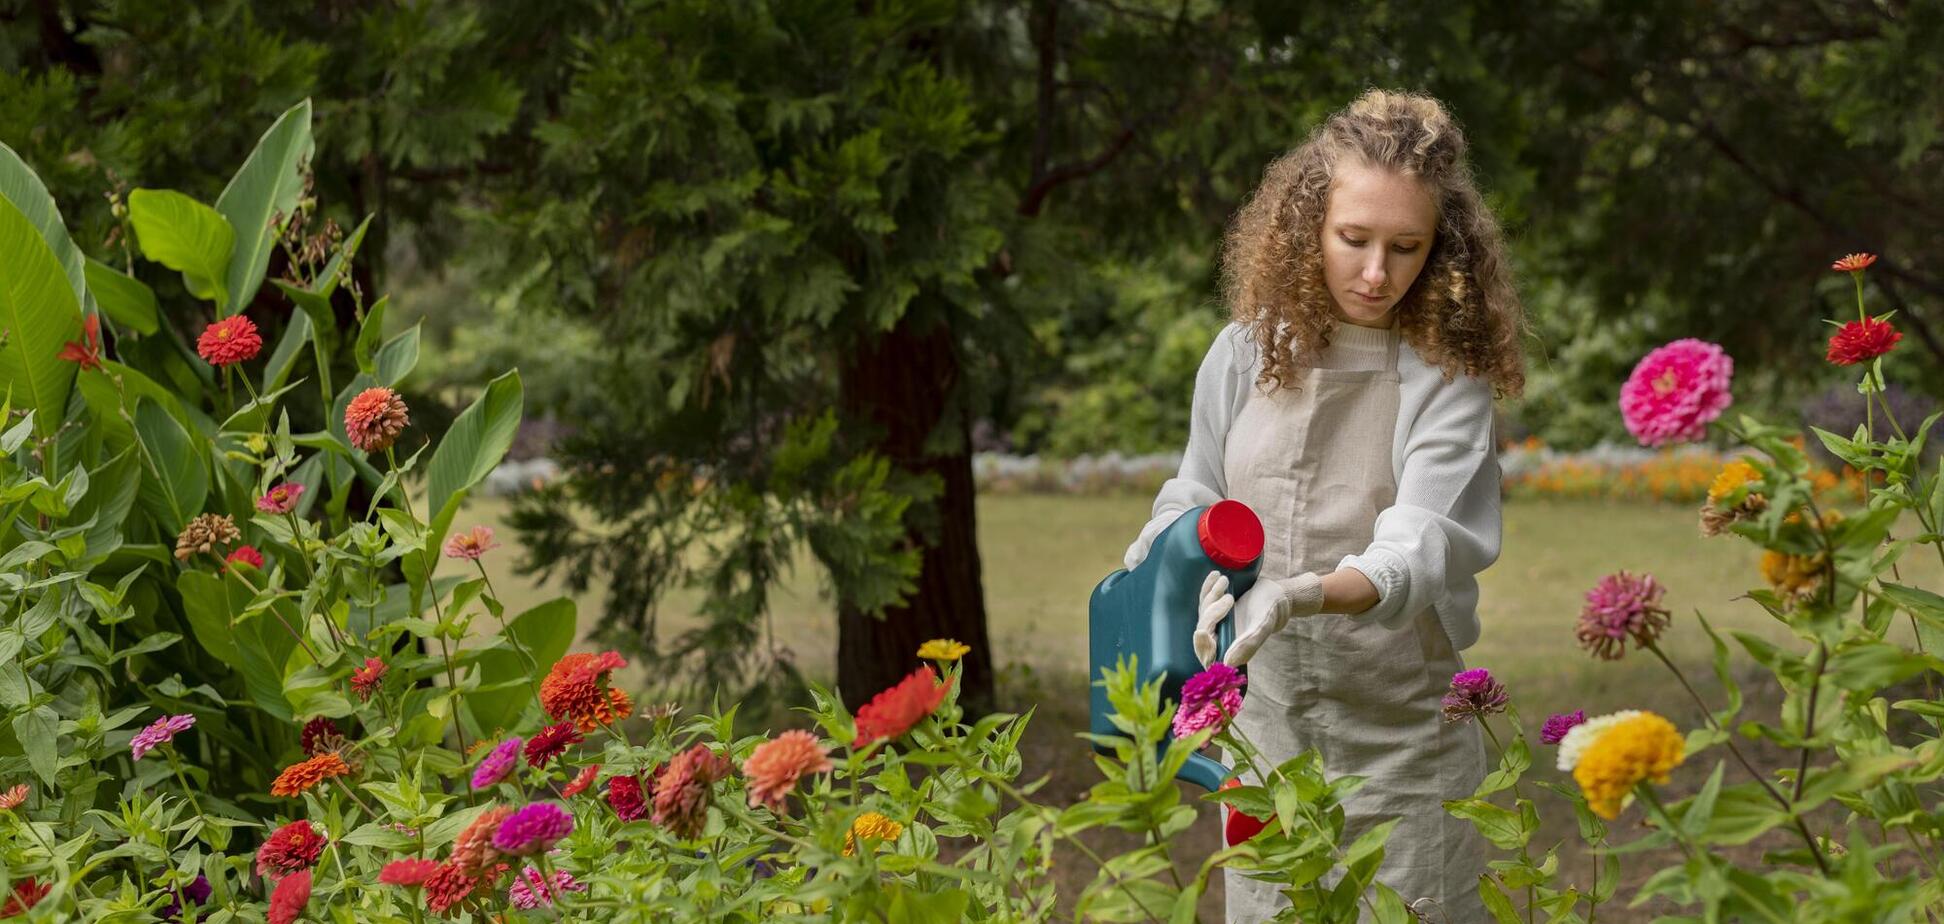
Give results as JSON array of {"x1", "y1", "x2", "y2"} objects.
[{"x1": 1088, "y1": 499, "x2": 1263, "y2": 791}]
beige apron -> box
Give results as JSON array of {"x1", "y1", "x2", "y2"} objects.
[{"x1": 1221, "y1": 327, "x2": 1489, "y2": 924}]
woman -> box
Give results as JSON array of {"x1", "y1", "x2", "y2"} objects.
[{"x1": 1122, "y1": 89, "x2": 1527, "y2": 922}]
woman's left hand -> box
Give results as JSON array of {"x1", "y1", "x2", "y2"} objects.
[
  {"x1": 1224, "y1": 572, "x2": 1325, "y2": 667},
  {"x1": 1192, "y1": 570, "x2": 1234, "y2": 667}
]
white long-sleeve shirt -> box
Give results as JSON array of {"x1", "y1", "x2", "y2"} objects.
[{"x1": 1127, "y1": 321, "x2": 1503, "y2": 651}]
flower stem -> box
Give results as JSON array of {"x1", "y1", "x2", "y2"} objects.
[
  {"x1": 332, "y1": 775, "x2": 379, "y2": 820},
  {"x1": 166, "y1": 747, "x2": 212, "y2": 843},
  {"x1": 1637, "y1": 785, "x2": 1702, "y2": 864}
]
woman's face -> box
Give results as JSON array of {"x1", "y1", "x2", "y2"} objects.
[{"x1": 1320, "y1": 161, "x2": 1439, "y2": 329}]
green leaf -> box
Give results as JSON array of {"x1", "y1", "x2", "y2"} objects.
[
  {"x1": 12, "y1": 706, "x2": 57, "y2": 785},
  {"x1": 423, "y1": 369, "x2": 524, "y2": 549},
  {"x1": 83, "y1": 258, "x2": 160, "y2": 335},
  {"x1": 885, "y1": 884, "x2": 972, "y2": 924},
  {"x1": 1445, "y1": 798, "x2": 1531, "y2": 850},
  {"x1": 466, "y1": 597, "x2": 577, "y2": 733},
  {"x1": 215, "y1": 99, "x2": 314, "y2": 315},
  {"x1": 261, "y1": 311, "x2": 312, "y2": 393},
  {"x1": 1478, "y1": 875, "x2": 1522, "y2": 924},
  {"x1": 129, "y1": 189, "x2": 235, "y2": 306},
  {"x1": 353, "y1": 296, "x2": 390, "y2": 377},
  {"x1": 375, "y1": 321, "x2": 421, "y2": 387},
  {"x1": 0, "y1": 194, "x2": 82, "y2": 443},
  {"x1": 1825, "y1": 640, "x2": 1934, "y2": 694},
  {"x1": 0, "y1": 143, "x2": 87, "y2": 311},
  {"x1": 133, "y1": 397, "x2": 208, "y2": 534}
]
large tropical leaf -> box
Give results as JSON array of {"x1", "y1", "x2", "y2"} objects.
[
  {"x1": 215, "y1": 99, "x2": 314, "y2": 316},
  {"x1": 467, "y1": 597, "x2": 577, "y2": 733},
  {"x1": 84, "y1": 258, "x2": 160, "y2": 335},
  {"x1": 424, "y1": 369, "x2": 524, "y2": 523},
  {"x1": 133, "y1": 397, "x2": 209, "y2": 534},
  {"x1": 128, "y1": 189, "x2": 235, "y2": 307},
  {"x1": 0, "y1": 195, "x2": 82, "y2": 443},
  {"x1": 0, "y1": 143, "x2": 87, "y2": 310}
]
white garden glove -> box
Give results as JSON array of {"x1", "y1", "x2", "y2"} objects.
[
  {"x1": 1221, "y1": 573, "x2": 1326, "y2": 667},
  {"x1": 1192, "y1": 571, "x2": 1235, "y2": 666}
]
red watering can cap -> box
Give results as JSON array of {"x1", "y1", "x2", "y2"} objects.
[{"x1": 1197, "y1": 500, "x2": 1263, "y2": 570}]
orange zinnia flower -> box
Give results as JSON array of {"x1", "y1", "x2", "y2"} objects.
[
  {"x1": 540, "y1": 652, "x2": 633, "y2": 732},
  {"x1": 0, "y1": 784, "x2": 26, "y2": 810},
  {"x1": 1831, "y1": 252, "x2": 1878, "y2": 273},
  {"x1": 271, "y1": 752, "x2": 351, "y2": 797},
  {"x1": 852, "y1": 666, "x2": 953, "y2": 747},
  {"x1": 452, "y1": 804, "x2": 515, "y2": 878}
]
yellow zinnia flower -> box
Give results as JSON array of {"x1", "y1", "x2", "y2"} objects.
[
  {"x1": 1706, "y1": 459, "x2": 1759, "y2": 504},
  {"x1": 1571, "y1": 712, "x2": 1685, "y2": 819},
  {"x1": 916, "y1": 639, "x2": 970, "y2": 662},
  {"x1": 844, "y1": 812, "x2": 905, "y2": 855}
]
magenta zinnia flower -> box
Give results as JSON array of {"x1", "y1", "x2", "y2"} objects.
[
  {"x1": 491, "y1": 802, "x2": 573, "y2": 855},
  {"x1": 1540, "y1": 710, "x2": 1587, "y2": 745},
  {"x1": 508, "y1": 866, "x2": 584, "y2": 910},
  {"x1": 1576, "y1": 570, "x2": 1671, "y2": 660},
  {"x1": 472, "y1": 737, "x2": 524, "y2": 790},
  {"x1": 1440, "y1": 668, "x2": 1508, "y2": 723},
  {"x1": 131, "y1": 714, "x2": 196, "y2": 760},
  {"x1": 1171, "y1": 663, "x2": 1247, "y2": 739},
  {"x1": 256, "y1": 482, "x2": 305, "y2": 514},
  {"x1": 1619, "y1": 338, "x2": 1734, "y2": 447}
]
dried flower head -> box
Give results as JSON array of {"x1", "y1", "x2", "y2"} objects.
[
  {"x1": 742, "y1": 730, "x2": 833, "y2": 814},
  {"x1": 1440, "y1": 668, "x2": 1508, "y2": 723},
  {"x1": 1576, "y1": 571, "x2": 1672, "y2": 660},
  {"x1": 344, "y1": 386, "x2": 410, "y2": 453},
  {"x1": 174, "y1": 513, "x2": 241, "y2": 561}
]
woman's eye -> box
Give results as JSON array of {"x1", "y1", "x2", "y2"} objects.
[
  {"x1": 1342, "y1": 237, "x2": 1367, "y2": 247},
  {"x1": 1392, "y1": 245, "x2": 1419, "y2": 254}
]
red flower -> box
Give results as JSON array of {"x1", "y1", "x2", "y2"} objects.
[
  {"x1": 58, "y1": 314, "x2": 103, "y2": 372},
  {"x1": 1831, "y1": 252, "x2": 1878, "y2": 273},
  {"x1": 852, "y1": 666, "x2": 953, "y2": 747},
  {"x1": 267, "y1": 869, "x2": 310, "y2": 924},
  {"x1": 196, "y1": 315, "x2": 263, "y2": 366},
  {"x1": 561, "y1": 764, "x2": 600, "y2": 798},
  {"x1": 343, "y1": 386, "x2": 410, "y2": 453},
  {"x1": 225, "y1": 545, "x2": 264, "y2": 570},
  {"x1": 379, "y1": 858, "x2": 441, "y2": 887},
  {"x1": 524, "y1": 723, "x2": 583, "y2": 768},
  {"x1": 0, "y1": 877, "x2": 48, "y2": 916},
  {"x1": 423, "y1": 862, "x2": 475, "y2": 916},
  {"x1": 350, "y1": 657, "x2": 387, "y2": 702},
  {"x1": 255, "y1": 820, "x2": 327, "y2": 881},
  {"x1": 299, "y1": 717, "x2": 341, "y2": 756},
  {"x1": 1827, "y1": 317, "x2": 1902, "y2": 366},
  {"x1": 652, "y1": 745, "x2": 733, "y2": 838},
  {"x1": 540, "y1": 652, "x2": 632, "y2": 732},
  {"x1": 606, "y1": 773, "x2": 649, "y2": 821}
]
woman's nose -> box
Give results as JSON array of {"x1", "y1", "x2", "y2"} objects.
[{"x1": 1361, "y1": 259, "x2": 1387, "y2": 288}]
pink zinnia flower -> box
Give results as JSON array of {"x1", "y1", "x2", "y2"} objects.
[
  {"x1": 224, "y1": 545, "x2": 264, "y2": 570},
  {"x1": 267, "y1": 869, "x2": 310, "y2": 924},
  {"x1": 256, "y1": 482, "x2": 305, "y2": 514},
  {"x1": 350, "y1": 658, "x2": 387, "y2": 701},
  {"x1": 379, "y1": 858, "x2": 441, "y2": 887},
  {"x1": 255, "y1": 820, "x2": 326, "y2": 881},
  {"x1": 1577, "y1": 570, "x2": 1671, "y2": 660},
  {"x1": 509, "y1": 866, "x2": 584, "y2": 910},
  {"x1": 1440, "y1": 668, "x2": 1508, "y2": 723},
  {"x1": 653, "y1": 745, "x2": 734, "y2": 838},
  {"x1": 1172, "y1": 663, "x2": 1247, "y2": 739},
  {"x1": 472, "y1": 737, "x2": 523, "y2": 790},
  {"x1": 1827, "y1": 317, "x2": 1902, "y2": 366},
  {"x1": 1831, "y1": 252, "x2": 1878, "y2": 273},
  {"x1": 524, "y1": 723, "x2": 583, "y2": 768},
  {"x1": 344, "y1": 386, "x2": 409, "y2": 453},
  {"x1": 491, "y1": 802, "x2": 573, "y2": 855},
  {"x1": 742, "y1": 730, "x2": 832, "y2": 814},
  {"x1": 1619, "y1": 339, "x2": 1734, "y2": 447},
  {"x1": 444, "y1": 525, "x2": 500, "y2": 561},
  {"x1": 196, "y1": 315, "x2": 263, "y2": 366},
  {"x1": 131, "y1": 714, "x2": 195, "y2": 760},
  {"x1": 1541, "y1": 710, "x2": 1587, "y2": 745}
]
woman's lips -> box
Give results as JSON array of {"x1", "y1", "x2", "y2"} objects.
[{"x1": 1355, "y1": 291, "x2": 1387, "y2": 303}]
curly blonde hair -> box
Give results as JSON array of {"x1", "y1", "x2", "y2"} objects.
[{"x1": 1221, "y1": 89, "x2": 1526, "y2": 398}]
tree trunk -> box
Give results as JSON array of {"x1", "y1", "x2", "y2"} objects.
[{"x1": 836, "y1": 311, "x2": 996, "y2": 716}]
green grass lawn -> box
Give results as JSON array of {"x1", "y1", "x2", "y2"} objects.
[{"x1": 455, "y1": 492, "x2": 1940, "y2": 921}]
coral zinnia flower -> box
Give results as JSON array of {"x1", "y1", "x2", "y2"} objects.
[
  {"x1": 1172, "y1": 663, "x2": 1246, "y2": 739},
  {"x1": 472, "y1": 737, "x2": 523, "y2": 790},
  {"x1": 1831, "y1": 252, "x2": 1878, "y2": 273},
  {"x1": 379, "y1": 858, "x2": 441, "y2": 887},
  {"x1": 606, "y1": 773, "x2": 649, "y2": 821},
  {"x1": 742, "y1": 730, "x2": 832, "y2": 814},
  {"x1": 653, "y1": 744, "x2": 734, "y2": 839},
  {"x1": 0, "y1": 784, "x2": 27, "y2": 811},
  {"x1": 1576, "y1": 570, "x2": 1671, "y2": 660},
  {"x1": 1439, "y1": 668, "x2": 1509, "y2": 723},
  {"x1": 451, "y1": 805, "x2": 513, "y2": 878},
  {"x1": 443, "y1": 525, "x2": 500, "y2": 561},
  {"x1": 197, "y1": 315, "x2": 263, "y2": 366},
  {"x1": 350, "y1": 657, "x2": 388, "y2": 702},
  {"x1": 225, "y1": 545, "x2": 264, "y2": 570},
  {"x1": 255, "y1": 820, "x2": 326, "y2": 881},
  {"x1": 852, "y1": 666, "x2": 953, "y2": 747},
  {"x1": 1827, "y1": 317, "x2": 1902, "y2": 366},
  {"x1": 256, "y1": 482, "x2": 305, "y2": 514},
  {"x1": 131, "y1": 714, "x2": 196, "y2": 761},
  {"x1": 562, "y1": 764, "x2": 600, "y2": 798},
  {"x1": 271, "y1": 752, "x2": 350, "y2": 797},
  {"x1": 267, "y1": 869, "x2": 311, "y2": 924},
  {"x1": 843, "y1": 812, "x2": 905, "y2": 856},
  {"x1": 0, "y1": 877, "x2": 47, "y2": 916},
  {"x1": 423, "y1": 862, "x2": 475, "y2": 915},
  {"x1": 509, "y1": 867, "x2": 584, "y2": 910},
  {"x1": 540, "y1": 652, "x2": 633, "y2": 732},
  {"x1": 1570, "y1": 712, "x2": 1685, "y2": 819},
  {"x1": 915, "y1": 638, "x2": 970, "y2": 661},
  {"x1": 491, "y1": 802, "x2": 573, "y2": 855},
  {"x1": 344, "y1": 386, "x2": 410, "y2": 453},
  {"x1": 1540, "y1": 710, "x2": 1587, "y2": 746},
  {"x1": 1619, "y1": 339, "x2": 1734, "y2": 447},
  {"x1": 174, "y1": 513, "x2": 240, "y2": 561},
  {"x1": 524, "y1": 723, "x2": 583, "y2": 768},
  {"x1": 58, "y1": 314, "x2": 103, "y2": 371}
]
